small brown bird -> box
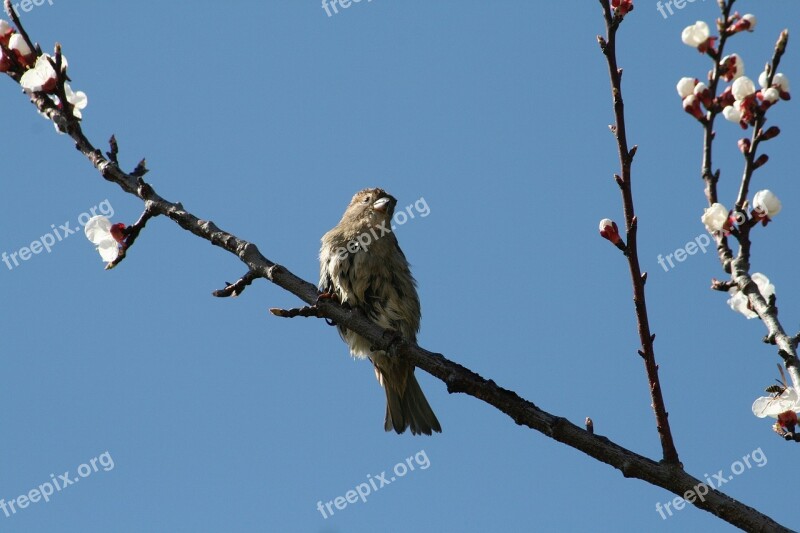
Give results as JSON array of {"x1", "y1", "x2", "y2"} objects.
[{"x1": 319, "y1": 188, "x2": 441, "y2": 435}]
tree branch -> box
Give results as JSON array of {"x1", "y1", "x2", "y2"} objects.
[
  {"x1": 597, "y1": 0, "x2": 680, "y2": 466},
  {"x1": 689, "y1": 2, "x2": 800, "y2": 397},
  {"x1": 1, "y1": 7, "x2": 793, "y2": 530}
]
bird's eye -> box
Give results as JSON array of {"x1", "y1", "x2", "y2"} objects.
[{"x1": 363, "y1": 196, "x2": 371, "y2": 204}]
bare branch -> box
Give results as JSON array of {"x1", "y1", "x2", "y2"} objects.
[{"x1": 598, "y1": 0, "x2": 679, "y2": 466}]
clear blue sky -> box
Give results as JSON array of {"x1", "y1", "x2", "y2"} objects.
[{"x1": 2, "y1": 1, "x2": 799, "y2": 532}]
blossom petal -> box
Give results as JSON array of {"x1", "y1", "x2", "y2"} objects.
[
  {"x1": 752, "y1": 388, "x2": 800, "y2": 418},
  {"x1": 84, "y1": 215, "x2": 112, "y2": 244},
  {"x1": 96, "y1": 240, "x2": 120, "y2": 262}
]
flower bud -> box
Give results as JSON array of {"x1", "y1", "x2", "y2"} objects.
[
  {"x1": 599, "y1": 219, "x2": 621, "y2": 244},
  {"x1": 611, "y1": 0, "x2": 633, "y2": 16},
  {"x1": 682, "y1": 21, "x2": 710, "y2": 49},
  {"x1": 760, "y1": 126, "x2": 780, "y2": 141},
  {"x1": 682, "y1": 94, "x2": 704, "y2": 120},
  {"x1": 0, "y1": 19, "x2": 11, "y2": 47},
  {"x1": 753, "y1": 189, "x2": 781, "y2": 218},
  {"x1": 773, "y1": 73, "x2": 790, "y2": 92},
  {"x1": 0, "y1": 47, "x2": 10, "y2": 73},
  {"x1": 722, "y1": 105, "x2": 742, "y2": 124},
  {"x1": 761, "y1": 87, "x2": 780, "y2": 103},
  {"x1": 727, "y1": 13, "x2": 756, "y2": 34},
  {"x1": 720, "y1": 54, "x2": 744, "y2": 81},
  {"x1": 732, "y1": 76, "x2": 756, "y2": 101},
  {"x1": 716, "y1": 86, "x2": 733, "y2": 108},
  {"x1": 676, "y1": 77, "x2": 696, "y2": 98},
  {"x1": 8, "y1": 33, "x2": 33, "y2": 64},
  {"x1": 737, "y1": 138, "x2": 751, "y2": 153}
]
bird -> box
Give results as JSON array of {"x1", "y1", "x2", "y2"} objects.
[{"x1": 319, "y1": 188, "x2": 441, "y2": 435}]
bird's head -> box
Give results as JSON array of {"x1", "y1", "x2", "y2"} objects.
[{"x1": 339, "y1": 188, "x2": 397, "y2": 234}]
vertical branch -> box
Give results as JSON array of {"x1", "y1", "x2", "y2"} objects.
[
  {"x1": 701, "y1": 0, "x2": 737, "y2": 272},
  {"x1": 690, "y1": 3, "x2": 800, "y2": 422},
  {"x1": 597, "y1": 0, "x2": 680, "y2": 465}
]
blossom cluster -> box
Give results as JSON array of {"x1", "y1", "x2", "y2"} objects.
[
  {"x1": 0, "y1": 18, "x2": 87, "y2": 122},
  {"x1": 700, "y1": 189, "x2": 782, "y2": 236},
  {"x1": 677, "y1": 17, "x2": 791, "y2": 128}
]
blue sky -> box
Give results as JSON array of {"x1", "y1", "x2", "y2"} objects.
[{"x1": 2, "y1": 1, "x2": 799, "y2": 532}]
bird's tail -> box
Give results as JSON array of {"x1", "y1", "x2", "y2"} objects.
[{"x1": 383, "y1": 370, "x2": 442, "y2": 435}]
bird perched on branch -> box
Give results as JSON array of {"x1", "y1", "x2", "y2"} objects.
[{"x1": 319, "y1": 188, "x2": 441, "y2": 435}]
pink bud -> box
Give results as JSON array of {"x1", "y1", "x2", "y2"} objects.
[
  {"x1": 0, "y1": 19, "x2": 12, "y2": 47},
  {"x1": 682, "y1": 95, "x2": 704, "y2": 120},
  {"x1": 0, "y1": 47, "x2": 10, "y2": 73},
  {"x1": 110, "y1": 223, "x2": 127, "y2": 245},
  {"x1": 737, "y1": 138, "x2": 751, "y2": 153},
  {"x1": 727, "y1": 14, "x2": 756, "y2": 34},
  {"x1": 611, "y1": 0, "x2": 633, "y2": 15},
  {"x1": 717, "y1": 86, "x2": 735, "y2": 108},
  {"x1": 599, "y1": 219, "x2": 622, "y2": 245}
]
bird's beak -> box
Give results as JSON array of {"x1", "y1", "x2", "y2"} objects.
[{"x1": 373, "y1": 197, "x2": 391, "y2": 213}]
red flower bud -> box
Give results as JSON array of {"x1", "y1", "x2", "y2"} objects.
[
  {"x1": 717, "y1": 87, "x2": 735, "y2": 108},
  {"x1": 110, "y1": 223, "x2": 127, "y2": 245},
  {"x1": 737, "y1": 138, "x2": 751, "y2": 153},
  {"x1": 611, "y1": 0, "x2": 633, "y2": 15},
  {"x1": 778, "y1": 410, "x2": 798, "y2": 429},
  {"x1": 760, "y1": 126, "x2": 780, "y2": 141}
]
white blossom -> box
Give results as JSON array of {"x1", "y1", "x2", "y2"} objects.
[
  {"x1": 8, "y1": 33, "x2": 31, "y2": 58},
  {"x1": 722, "y1": 105, "x2": 741, "y2": 123},
  {"x1": 753, "y1": 273, "x2": 775, "y2": 300},
  {"x1": 84, "y1": 215, "x2": 120, "y2": 262},
  {"x1": 773, "y1": 73, "x2": 790, "y2": 92},
  {"x1": 701, "y1": 203, "x2": 728, "y2": 233},
  {"x1": 753, "y1": 190, "x2": 782, "y2": 217},
  {"x1": 19, "y1": 54, "x2": 57, "y2": 92},
  {"x1": 752, "y1": 387, "x2": 800, "y2": 418},
  {"x1": 732, "y1": 76, "x2": 756, "y2": 101},
  {"x1": 64, "y1": 83, "x2": 88, "y2": 118},
  {"x1": 762, "y1": 87, "x2": 780, "y2": 103},
  {"x1": 681, "y1": 21, "x2": 709, "y2": 48},
  {"x1": 728, "y1": 289, "x2": 756, "y2": 319},
  {"x1": 676, "y1": 77, "x2": 696, "y2": 98}
]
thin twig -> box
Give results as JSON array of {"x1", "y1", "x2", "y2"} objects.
[{"x1": 598, "y1": 0, "x2": 680, "y2": 466}]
